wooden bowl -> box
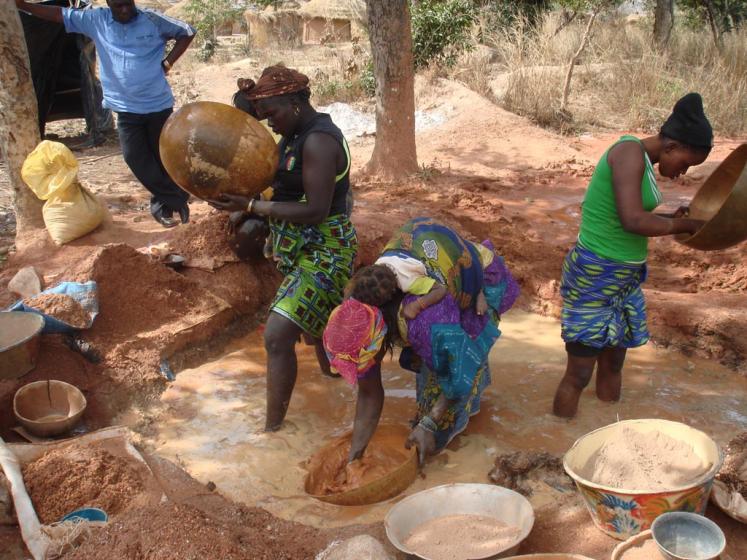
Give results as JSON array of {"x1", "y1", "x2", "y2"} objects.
[
  {"x1": 14, "y1": 380, "x2": 87, "y2": 437},
  {"x1": 159, "y1": 101, "x2": 278, "y2": 201},
  {"x1": 677, "y1": 144, "x2": 747, "y2": 250},
  {"x1": 304, "y1": 424, "x2": 418, "y2": 506}
]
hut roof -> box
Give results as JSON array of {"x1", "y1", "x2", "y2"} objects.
[{"x1": 297, "y1": 0, "x2": 365, "y2": 21}]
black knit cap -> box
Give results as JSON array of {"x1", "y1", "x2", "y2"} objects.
[{"x1": 660, "y1": 92, "x2": 713, "y2": 149}]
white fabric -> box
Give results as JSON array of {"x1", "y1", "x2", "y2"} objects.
[{"x1": 375, "y1": 255, "x2": 427, "y2": 292}]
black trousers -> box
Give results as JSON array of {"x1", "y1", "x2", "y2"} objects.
[{"x1": 116, "y1": 108, "x2": 188, "y2": 215}]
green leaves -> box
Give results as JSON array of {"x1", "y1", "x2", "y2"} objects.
[{"x1": 411, "y1": 0, "x2": 477, "y2": 69}]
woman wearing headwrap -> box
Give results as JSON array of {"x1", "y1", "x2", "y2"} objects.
[
  {"x1": 552, "y1": 92, "x2": 713, "y2": 418},
  {"x1": 209, "y1": 65, "x2": 357, "y2": 431},
  {"x1": 323, "y1": 218, "x2": 519, "y2": 465}
]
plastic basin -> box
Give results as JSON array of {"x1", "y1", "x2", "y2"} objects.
[
  {"x1": 0, "y1": 312, "x2": 45, "y2": 379},
  {"x1": 677, "y1": 143, "x2": 747, "y2": 250},
  {"x1": 14, "y1": 380, "x2": 87, "y2": 437},
  {"x1": 385, "y1": 483, "x2": 535, "y2": 559},
  {"x1": 564, "y1": 419, "x2": 722, "y2": 540}
]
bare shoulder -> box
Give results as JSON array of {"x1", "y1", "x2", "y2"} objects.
[{"x1": 607, "y1": 139, "x2": 645, "y2": 171}]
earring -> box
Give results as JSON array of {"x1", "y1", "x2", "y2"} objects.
[{"x1": 294, "y1": 107, "x2": 300, "y2": 116}]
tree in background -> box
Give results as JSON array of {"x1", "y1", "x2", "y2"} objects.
[
  {"x1": 0, "y1": 3, "x2": 44, "y2": 237},
  {"x1": 185, "y1": 0, "x2": 247, "y2": 60},
  {"x1": 364, "y1": 0, "x2": 419, "y2": 179},
  {"x1": 559, "y1": 0, "x2": 621, "y2": 114},
  {"x1": 653, "y1": 0, "x2": 675, "y2": 50},
  {"x1": 679, "y1": 0, "x2": 747, "y2": 51}
]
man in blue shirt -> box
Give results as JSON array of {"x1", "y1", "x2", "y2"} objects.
[{"x1": 16, "y1": 0, "x2": 196, "y2": 228}]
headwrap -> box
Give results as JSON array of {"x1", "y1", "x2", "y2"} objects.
[
  {"x1": 238, "y1": 65, "x2": 310, "y2": 101},
  {"x1": 323, "y1": 299, "x2": 387, "y2": 386},
  {"x1": 660, "y1": 92, "x2": 713, "y2": 149}
]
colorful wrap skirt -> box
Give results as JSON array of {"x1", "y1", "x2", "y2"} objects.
[
  {"x1": 269, "y1": 214, "x2": 357, "y2": 338},
  {"x1": 560, "y1": 244, "x2": 649, "y2": 350}
]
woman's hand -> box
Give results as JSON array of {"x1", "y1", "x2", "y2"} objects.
[
  {"x1": 405, "y1": 424, "x2": 436, "y2": 467},
  {"x1": 207, "y1": 194, "x2": 252, "y2": 213},
  {"x1": 680, "y1": 218, "x2": 706, "y2": 235}
]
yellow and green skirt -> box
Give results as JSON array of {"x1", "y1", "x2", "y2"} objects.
[{"x1": 269, "y1": 214, "x2": 357, "y2": 338}]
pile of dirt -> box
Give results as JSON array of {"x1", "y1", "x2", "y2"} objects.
[
  {"x1": 65, "y1": 244, "x2": 232, "y2": 384},
  {"x1": 166, "y1": 211, "x2": 239, "y2": 271},
  {"x1": 717, "y1": 431, "x2": 747, "y2": 497},
  {"x1": 62, "y1": 499, "x2": 343, "y2": 560},
  {"x1": 23, "y1": 447, "x2": 144, "y2": 524},
  {"x1": 22, "y1": 293, "x2": 88, "y2": 328},
  {"x1": 488, "y1": 451, "x2": 573, "y2": 496}
]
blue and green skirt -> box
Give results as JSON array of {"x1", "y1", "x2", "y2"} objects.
[{"x1": 560, "y1": 245, "x2": 649, "y2": 350}]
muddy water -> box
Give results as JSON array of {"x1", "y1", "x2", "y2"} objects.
[{"x1": 143, "y1": 311, "x2": 747, "y2": 528}]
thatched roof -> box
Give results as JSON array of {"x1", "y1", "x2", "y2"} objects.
[{"x1": 297, "y1": 0, "x2": 365, "y2": 21}]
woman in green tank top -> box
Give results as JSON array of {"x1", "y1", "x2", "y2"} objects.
[{"x1": 552, "y1": 93, "x2": 713, "y2": 418}]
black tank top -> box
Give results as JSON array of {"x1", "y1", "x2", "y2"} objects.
[{"x1": 272, "y1": 113, "x2": 351, "y2": 217}]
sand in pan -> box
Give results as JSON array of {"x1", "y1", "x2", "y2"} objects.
[
  {"x1": 580, "y1": 425, "x2": 710, "y2": 492},
  {"x1": 404, "y1": 514, "x2": 521, "y2": 560},
  {"x1": 621, "y1": 538, "x2": 667, "y2": 560}
]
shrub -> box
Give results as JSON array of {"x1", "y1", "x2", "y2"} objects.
[{"x1": 411, "y1": 0, "x2": 477, "y2": 69}]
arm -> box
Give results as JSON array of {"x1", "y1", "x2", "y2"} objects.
[
  {"x1": 208, "y1": 132, "x2": 340, "y2": 225},
  {"x1": 15, "y1": 0, "x2": 63, "y2": 23},
  {"x1": 405, "y1": 393, "x2": 454, "y2": 466},
  {"x1": 609, "y1": 142, "x2": 704, "y2": 237},
  {"x1": 403, "y1": 283, "x2": 448, "y2": 320},
  {"x1": 348, "y1": 365, "x2": 384, "y2": 462},
  {"x1": 163, "y1": 35, "x2": 194, "y2": 71}
]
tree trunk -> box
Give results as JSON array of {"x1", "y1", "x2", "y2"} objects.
[
  {"x1": 364, "y1": 0, "x2": 418, "y2": 179},
  {"x1": 0, "y1": 3, "x2": 44, "y2": 236},
  {"x1": 653, "y1": 0, "x2": 674, "y2": 50},
  {"x1": 702, "y1": 0, "x2": 724, "y2": 53},
  {"x1": 560, "y1": 3, "x2": 604, "y2": 114}
]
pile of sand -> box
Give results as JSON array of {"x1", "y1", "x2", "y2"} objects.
[
  {"x1": 62, "y1": 500, "x2": 335, "y2": 560},
  {"x1": 22, "y1": 447, "x2": 144, "y2": 524},
  {"x1": 717, "y1": 432, "x2": 747, "y2": 497},
  {"x1": 166, "y1": 212, "x2": 239, "y2": 271},
  {"x1": 22, "y1": 293, "x2": 88, "y2": 328},
  {"x1": 404, "y1": 514, "x2": 521, "y2": 560},
  {"x1": 580, "y1": 426, "x2": 710, "y2": 492},
  {"x1": 620, "y1": 538, "x2": 666, "y2": 560}
]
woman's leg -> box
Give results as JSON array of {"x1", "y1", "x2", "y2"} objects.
[
  {"x1": 552, "y1": 350, "x2": 598, "y2": 418},
  {"x1": 596, "y1": 347, "x2": 627, "y2": 402},
  {"x1": 264, "y1": 311, "x2": 303, "y2": 431}
]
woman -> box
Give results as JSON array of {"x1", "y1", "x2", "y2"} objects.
[
  {"x1": 552, "y1": 93, "x2": 712, "y2": 418},
  {"x1": 210, "y1": 65, "x2": 357, "y2": 431},
  {"x1": 323, "y1": 218, "x2": 519, "y2": 465}
]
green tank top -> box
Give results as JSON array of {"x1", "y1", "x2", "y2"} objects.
[{"x1": 577, "y1": 135, "x2": 662, "y2": 263}]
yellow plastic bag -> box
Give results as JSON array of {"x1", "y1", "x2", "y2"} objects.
[{"x1": 21, "y1": 141, "x2": 107, "y2": 245}]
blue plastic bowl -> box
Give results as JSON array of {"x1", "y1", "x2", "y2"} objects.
[
  {"x1": 651, "y1": 512, "x2": 726, "y2": 560},
  {"x1": 60, "y1": 507, "x2": 108, "y2": 523}
]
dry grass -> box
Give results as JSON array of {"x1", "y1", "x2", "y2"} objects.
[{"x1": 472, "y1": 10, "x2": 747, "y2": 136}]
